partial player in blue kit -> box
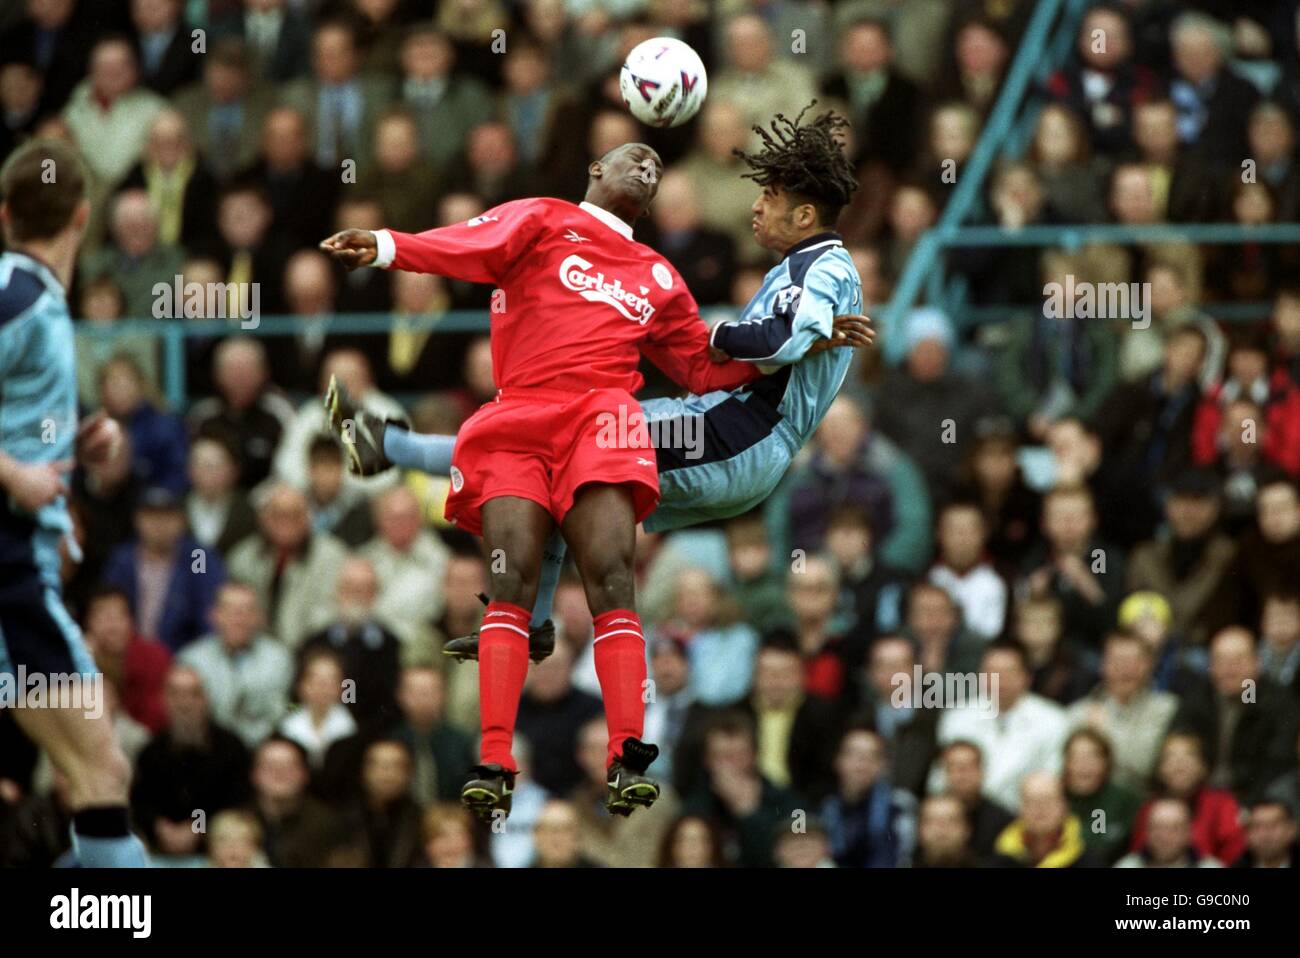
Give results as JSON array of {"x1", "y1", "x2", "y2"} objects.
[
  {"x1": 324, "y1": 104, "x2": 870, "y2": 660},
  {"x1": 643, "y1": 229, "x2": 862, "y2": 531},
  {"x1": 0, "y1": 140, "x2": 149, "y2": 867}
]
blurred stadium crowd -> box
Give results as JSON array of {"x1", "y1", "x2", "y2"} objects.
[{"x1": 2, "y1": 0, "x2": 1300, "y2": 869}]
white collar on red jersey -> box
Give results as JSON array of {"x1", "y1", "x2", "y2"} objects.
[{"x1": 579, "y1": 201, "x2": 634, "y2": 240}]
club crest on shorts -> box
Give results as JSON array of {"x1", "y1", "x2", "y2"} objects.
[{"x1": 450, "y1": 465, "x2": 464, "y2": 492}]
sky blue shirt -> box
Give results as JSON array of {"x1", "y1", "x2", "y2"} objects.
[
  {"x1": 0, "y1": 251, "x2": 77, "y2": 541},
  {"x1": 709, "y1": 232, "x2": 862, "y2": 443}
]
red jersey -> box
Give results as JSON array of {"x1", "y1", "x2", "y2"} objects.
[{"x1": 374, "y1": 197, "x2": 760, "y2": 396}]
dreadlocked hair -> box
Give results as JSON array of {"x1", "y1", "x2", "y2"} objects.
[{"x1": 734, "y1": 101, "x2": 858, "y2": 226}]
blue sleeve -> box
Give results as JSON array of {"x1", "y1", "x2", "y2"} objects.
[{"x1": 709, "y1": 257, "x2": 858, "y2": 365}]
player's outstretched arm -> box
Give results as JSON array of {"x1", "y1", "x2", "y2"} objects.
[
  {"x1": 321, "y1": 200, "x2": 537, "y2": 284},
  {"x1": 710, "y1": 262, "x2": 867, "y2": 365},
  {"x1": 706, "y1": 313, "x2": 871, "y2": 362}
]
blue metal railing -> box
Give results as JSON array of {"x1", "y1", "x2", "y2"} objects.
[
  {"x1": 883, "y1": 221, "x2": 1300, "y2": 360},
  {"x1": 877, "y1": 0, "x2": 1300, "y2": 362},
  {"x1": 78, "y1": 311, "x2": 494, "y2": 411},
  {"x1": 880, "y1": 0, "x2": 1074, "y2": 359},
  {"x1": 938, "y1": 223, "x2": 1300, "y2": 247},
  {"x1": 90, "y1": 225, "x2": 1300, "y2": 409},
  {"x1": 1004, "y1": 0, "x2": 1095, "y2": 160}
]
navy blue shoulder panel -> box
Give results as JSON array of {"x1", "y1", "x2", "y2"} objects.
[
  {"x1": 783, "y1": 232, "x2": 842, "y2": 289},
  {"x1": 0, "y1": 266, "x2": 46, "y2": 331}
]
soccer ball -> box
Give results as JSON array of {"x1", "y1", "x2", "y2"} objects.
[{"x1": 619, "y1": 37, "x2": 708, "y2": 129}]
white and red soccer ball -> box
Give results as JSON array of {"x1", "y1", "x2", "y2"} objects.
[{"x1": 619, "y1": 37, "x2": 708, "y2": 129}]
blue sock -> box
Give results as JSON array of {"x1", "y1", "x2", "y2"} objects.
[
  {"x1": 533, "y1": 531, "x2": 566, "y2": 626},
  {"x1": 71, "y1": 807, "x2": 150, "y2": 867},
  {"x1": 383, "y1": 428, "x2": 456, "y2": 475}
]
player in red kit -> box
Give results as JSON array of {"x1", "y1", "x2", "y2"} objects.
[{"x1": 320, "y1": 143, "x2": 760, "y2": 820}]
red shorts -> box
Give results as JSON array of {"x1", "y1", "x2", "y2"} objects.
[{"x1": 444, "y1": 386, "x2": 660, "y2": 536}]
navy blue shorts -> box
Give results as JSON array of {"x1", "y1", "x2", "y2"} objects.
[
  {"x1": 639, "y1": 392, "x2": 800, "y2": 533},
  {"x1": 0, "y1": 527, "x2": 96, "y2": 681}
]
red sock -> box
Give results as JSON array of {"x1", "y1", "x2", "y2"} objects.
[
  {"x1": 592, "y1": 609, "x2": 647, "y2": 769},
  {"x1": 478, "y1": 601, "x2": 531, "y2": 772}
]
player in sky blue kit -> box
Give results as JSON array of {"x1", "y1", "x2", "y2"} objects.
[
  {"x1": 0, "y1": 140, "x2": 149, "y2": 867},
  {"x1": 325, "y1": 104, "x2": 869, "y2": 661}
]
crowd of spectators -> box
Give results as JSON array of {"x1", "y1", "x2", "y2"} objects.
[{"x1": 2, "y1": 0, "x2": 1300, "y2": 868}]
